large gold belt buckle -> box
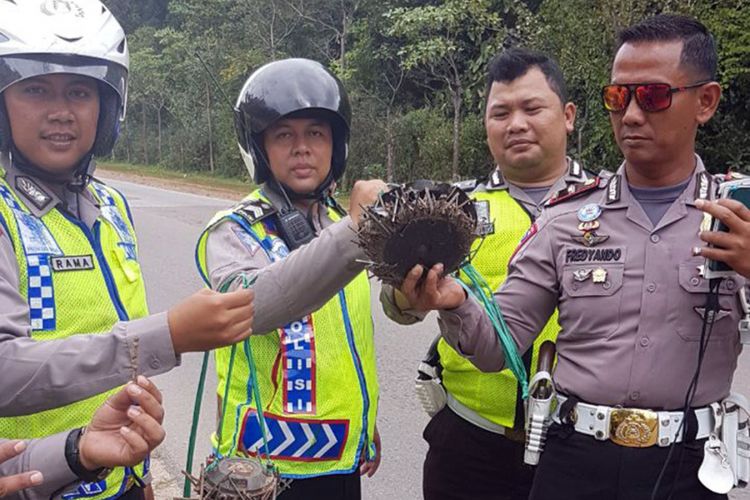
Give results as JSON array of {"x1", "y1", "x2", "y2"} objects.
[{"x1": 609, "y1": 408, "x2": 658, "y2": 447}]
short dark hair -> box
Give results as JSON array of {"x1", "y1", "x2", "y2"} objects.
[
  {"x1": 617, "y1": 14, "x2": 717, "y2": 80},
  {"x1": 485, "y1": 47, "x2": 568, "y2": 105}
]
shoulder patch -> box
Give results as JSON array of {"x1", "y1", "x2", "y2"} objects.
[
  {"x1": 16, "y1": 176, "x2": 52, "y2": 211},
  {"x1": 453, "y1": 178, "x2": 478, "y2": 192},
  {"x1": 234, "y1": 199, "x2": 277, "y2": 226},
  {"x1": 487, "y1": 169, "x2": 507, "y2": 190},
  {"x1": 570, "y1": 160, "x2": 583, "y2": 179},
  {"x1": 545, "y1": 177, "x2": 602, "y2": 207},
  {"x1": 721, "y1": 171, "x2": 749, "y2": 182},
  {"x1": 597, "y1": 169, "x2": 615, "y2": 180}
]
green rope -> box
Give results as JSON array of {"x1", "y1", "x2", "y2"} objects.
[
  {"x1": 182, "y1": 273, "x2": 276, "y2": 497},
  {"x1": 459, "y1": 263, "x2": 529, "y2": 399},
  {"x1": 214, "y1": 343, "x2": 239, "y2": 462},
  {"x1": 183, "y1": 350, "x2": 210, "y2": 498}
]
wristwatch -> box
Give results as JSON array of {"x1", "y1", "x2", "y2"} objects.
[{"x1": 65, "y1": 427, "x2": 112, "y2": 482}]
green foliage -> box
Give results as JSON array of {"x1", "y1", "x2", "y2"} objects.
[{"x1": 104, "y1": 0, "x2": 749, "y2": 182}]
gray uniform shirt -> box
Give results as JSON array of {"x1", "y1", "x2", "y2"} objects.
[
  {"x1": 0, "y1": 160, "x2": 178, "y2": 417},
  {"x1": 381, "y1": 158, "x2": 589, "y2": 324},
  {"x1": 0, "y1": 432, "x2": 77, "y2": 500},
  {"x1": 204, "y1": 186, "x2": 365, "y2": 332},
  {"x1": 437, "y1": 157, "x2": 746, "y2": 410}
]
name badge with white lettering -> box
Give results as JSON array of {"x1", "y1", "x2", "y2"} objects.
[
  {"x1": 565, "y1": 247, "x2": 624, "y2": 264},
  {"x1": 51, "y1": 255, "x2": 95, "y2": 272}
]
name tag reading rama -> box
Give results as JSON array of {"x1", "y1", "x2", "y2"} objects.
[{"x1": 50, "y1": 255, "x2": 95, "y2": 272}]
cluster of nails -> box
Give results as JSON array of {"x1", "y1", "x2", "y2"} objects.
[
  {"x1": 355, "y1": 184, "x2": 477, "y2": 286},
  {"x1": 177, "y1": 460, "x2": 289, "y2": 500}
]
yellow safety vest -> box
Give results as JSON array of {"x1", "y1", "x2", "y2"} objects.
[
  {"x1": 441, "y1": 187, "x2": 560, "y2": 429},
  {"x1": 0, "y1": 172, "x2": 150, "y2": 499},
  {"x1": 196, "y1": 190, "x2": 379, "y2": 478}
]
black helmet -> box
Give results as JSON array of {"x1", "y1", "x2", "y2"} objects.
[{"x1": 234, "y1": 58, "x2": 351, "y2": 186}]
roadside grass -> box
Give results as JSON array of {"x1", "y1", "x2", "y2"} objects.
[
  {"x1": 98, "y1": 161, "x2": 351, "y2": 206},
  {"x1": 98, "y1": 161, "x2": 254, "y2": 196}
]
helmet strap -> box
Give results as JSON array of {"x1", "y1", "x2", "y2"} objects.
[{"x1": 10, "y1": 144, "x2": 94, "y2": 192}]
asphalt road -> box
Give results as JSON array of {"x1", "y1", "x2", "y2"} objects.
[{"x1": 102, "y1": 175, "x2": 750, "y2": 500}]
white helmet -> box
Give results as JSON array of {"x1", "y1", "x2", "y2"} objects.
[{"x1": 0, "y1": 0, "x2": 129, "y2": 156}]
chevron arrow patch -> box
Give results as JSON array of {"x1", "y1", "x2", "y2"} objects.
[{"x1": 240, "y1": 410, "x2": 349, "y2": 462}]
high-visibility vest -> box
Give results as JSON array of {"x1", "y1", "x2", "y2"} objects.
[
  {"x1": 196, "y1": 190, "x2": 379, "y2": 478},
  {"x1": 441, "y1": 187, "x2": 560, "y2": 429},
  {"x1": 0, "y1": 172, "x2": 150, "y2": 499}
]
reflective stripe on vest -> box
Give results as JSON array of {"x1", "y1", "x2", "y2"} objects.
[
  {"x1": 0, "y1": 178, "x2": 150, "y2": 499},
  {"x1": 196, "y1": 190, "x2": 379, "y2": 478},
  {"x1": 440, "y1": 189, "x2": 560, "y2": 429}
]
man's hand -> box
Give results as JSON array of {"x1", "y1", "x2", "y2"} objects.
[
  {"x1": 349, "y1": 180, "x2": 388, "y2": 228},
  {"x1": 0, "y1": 441, "x2": 43, "y2": 497},
  {"x1": 400, "y1": 264, "x2": 466, "y2": 311},
  {"x1": 78, "y1": 377, "x2": 165, "y2": 471},
  {"x1": 168, "y1": 288, "x2": 254, "y2": 354},
  {"x1": 695, "y1": 198, "x2": 750, "y2": 279},
  {"x1": 359, "y1": 426, "x2": 381, "y2": 478}
]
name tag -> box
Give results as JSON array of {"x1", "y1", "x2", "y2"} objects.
[
  {"x1": 51, "y1": 255, "x2": 95, "y2": 272},
  {"x1": 565, "y1": 247, "x2": 623, "y2": 263}
]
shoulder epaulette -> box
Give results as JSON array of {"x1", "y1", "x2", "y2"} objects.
[
  {"x1": 545, "y1": 177, "x2": 602, "y2": 207},
  {"x1": 453, "y1": 178, "x2": 478, "y2": 192},
  {"x1": 720, "y1": 171, "x2": 749, "y2": 182},
  {"x1": 596, "y1": 169, "x2": 615, "y2": 180},
  {"x1": 234, "y1": 198, "x2": 277, "y2": 226}
]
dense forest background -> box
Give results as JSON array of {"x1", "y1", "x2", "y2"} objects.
[{"x1": 103, "y1": 0, "x2": 749, "y2": 187}]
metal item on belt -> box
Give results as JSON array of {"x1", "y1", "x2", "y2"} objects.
[
  {"x1": 740, "y1": 287, "x2": 750, "y2": 345},
  {"x1": 524, "y1": 341, "x2": 556, "y2": 465},
  {"x1": 415, "y1": 335, "x2": 447, "y2": 417},
  {"x1": 553, "y1": 395, "x2": 714, "y2": 448},
  {"x1": 415, "y1": 361, "x2": 447, "y2": 418},
  {"x1": 723, "y1": 393, "x2": 750, "y2": 487}
]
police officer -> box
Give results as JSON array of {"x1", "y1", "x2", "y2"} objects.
[
  {"x1": 0, "y1": 1, "x2": 254, "y2": 498},
  {"x1": 196, "y1": 58, "x2": 386, "y2": 500},
  {"x1": 380, "y1": 48, "x2": 588, "y2": 499},
  {"x1": 0, "y1": 378, "x2": 165, "y2": 500},
  {"x1": 397, "y1": 14, "x2": 750, "y2": 500}
]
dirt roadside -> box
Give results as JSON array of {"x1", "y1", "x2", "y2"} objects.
[{"x1": 96, "y1": 167, "x2": 248, "y2": 201}]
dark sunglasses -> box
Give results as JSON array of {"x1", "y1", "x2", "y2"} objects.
[{"x1": 601, "y1": 81, "x2": 711, "y2": 113}]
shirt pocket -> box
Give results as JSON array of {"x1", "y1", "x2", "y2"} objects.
[
  {"x1": 676, "y1": 257, "x2": 743, "y2": 342},
  {"x1": 560, "y1": 263, "x2": 625, "y2": 338}
]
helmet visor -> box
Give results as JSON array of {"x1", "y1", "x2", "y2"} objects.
[{"x1": 0, "y1": 53, "x2": 127, "y2": 106}]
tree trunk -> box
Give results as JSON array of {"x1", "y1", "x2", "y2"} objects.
[
  {"x1": 124, "y1": 118, "x2": 131, "y2": 163},
  {"x1": 339, "y1": 21, "x2": 347, "y2": 71},
  {"x1": 206, "y1": 80, "x2": 215, "y2": 174},
  {"x1": 451, "y1": 86, "x2": 462, "y2": 181},
  {"x1": 386, "y1": 108, "x2": 395, "y2": 183},
  {"x1": 157, "y1": 105, "x2": 163, "y2": 164},
  {"x1": 141, "y1": 104, "x2": 148, "y2": 165}
]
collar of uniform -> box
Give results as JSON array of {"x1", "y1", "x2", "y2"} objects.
[
  {"x1": 1, "y1": 156, "x2": 100, "y2": 221},
  {"x1": 485, "y1": 168, "x2": 508, "y2": 191},
  {"x1": 485, "y1": 158, "x2": 582, "y2": 193},
  {"x1": 259, "y1": 183, "x2": 335, "y2": 229},
  {"x1": 2, "y1": 158, "x2": 63, "y2": 217},
  {"x1": 602, "y1": 155, "x2": 714, "y2": 209},
  {"x1": 683, "y1": 156, "x2": 714, "y2": 206},
  {"x1": 562, "y1": 157, "x2": 586, "y2": 183}
]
